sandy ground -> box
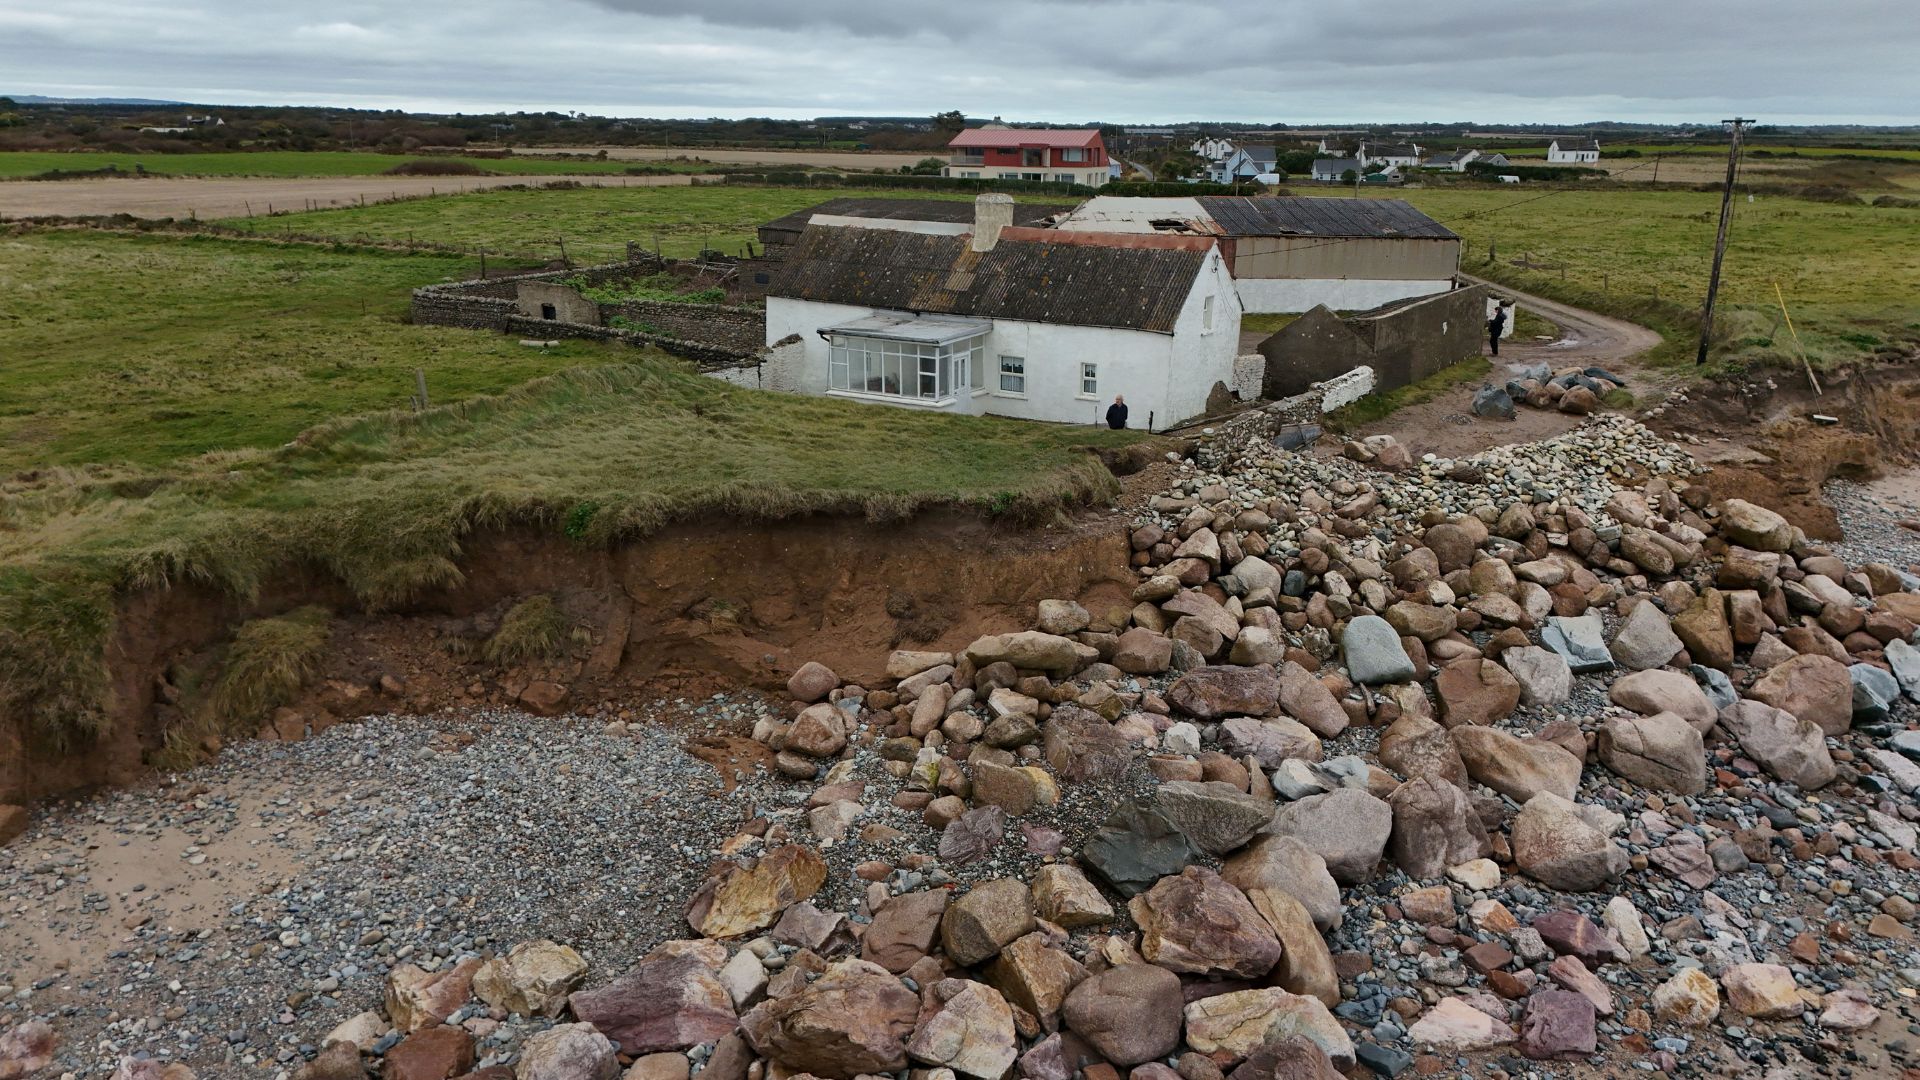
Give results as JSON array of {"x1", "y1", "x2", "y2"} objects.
[
  {"x1": 0, "y1": 173, "x2": 694, "y2": 220},
  {"x1": 509, "y1": 146, "x2": 931, "y2": 171}
]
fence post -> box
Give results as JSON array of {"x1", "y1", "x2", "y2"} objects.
[{"x1": 414, "y1": 368, "x2": 430, "y2": 411}]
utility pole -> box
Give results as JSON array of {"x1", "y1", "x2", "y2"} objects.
[{"x1": 1697, "y1": 117, "x2": 1753, "y2": 365}]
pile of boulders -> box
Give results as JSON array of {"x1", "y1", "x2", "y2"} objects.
[
  {"x1": 1472, "y1": 365, "x2": 1632, "y2": 420},
  {"x1": 138, "y1": 413, "x2": 1918, "y2": 1080}
]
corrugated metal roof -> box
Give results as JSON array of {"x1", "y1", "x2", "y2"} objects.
[
  {"x1": 1193, "y1": 196, "x2": 1457, "y2": 240},
  {"x1": 948, "y1": 128, "x2": 1102, "y2": 149},
  {"x1": 760, "y1": 197, "x2": 1075, "y2": 236},
  {"x1": 769, "y1": 224, "x2": 1207, "y2": 334}
]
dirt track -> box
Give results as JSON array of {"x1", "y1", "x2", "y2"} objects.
[
  {"x1": 1360, "y1": 275, "x2": 1671, "y2": 458},
  {"x1": 0, "y1": 172, "x2": 694, "y2": 220},
  {"x1": 512, "y1": 145, "x2": 930, "y2": 171}
]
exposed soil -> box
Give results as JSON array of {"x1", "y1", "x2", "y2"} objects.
[
  {"x1": 0, "y1": 509, "x2": 1137, "y2": 810},
  {"x1": 509, "y1": 146, "x2": 931, "y2": 171},
  {"x1": 0, "y1": 173, "x2": 693, "y2": 220}
]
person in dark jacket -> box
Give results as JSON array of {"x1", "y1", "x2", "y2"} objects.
[
  {"x1": 1488, "y1": 300, "x2": 1510, "y2": 357},
  {"x1": 1105, "y1": 395, "x2": 1129, "y2": 430}
]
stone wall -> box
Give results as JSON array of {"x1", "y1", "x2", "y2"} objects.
[
  {"x1": 1259, "y1": 284, "x2": 1487, "y2": 399},
  {"x1": 410, "y1": 254, "x2": 765, "y2": 366}
]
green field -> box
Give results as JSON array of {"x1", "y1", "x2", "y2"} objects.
[
  {"x1": 0, "y1": 150, "x2": 700, "y2": 179},
  {"x1": 1501, "y1": 144, "x2": 1920, "y2": 162},
  {"x1": 1338, "y1": 187, "x2": 1920, "y2": 369},
  {"x1": 0, "y1": 231, "x2": 613, "y2": 471},
  {"x1": 216, "y1": 184, "x2": 1048, "y2": 262}
]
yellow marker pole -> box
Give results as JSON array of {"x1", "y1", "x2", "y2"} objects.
[{"x1": 1772, "y1": 281, "x2": 1821, "y2": 396}]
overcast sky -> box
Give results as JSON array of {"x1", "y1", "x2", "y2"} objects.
[{"x1": 3, "y1": 0, "x2": 1914, "y2": 125}]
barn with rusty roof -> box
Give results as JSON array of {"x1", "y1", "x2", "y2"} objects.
[
  {"x1": 755, "y1": 195, "x2": 1242, "y2": 428},
  {"x1": 1054, "y1": 194, "x2": 1461, "y2": 313}
]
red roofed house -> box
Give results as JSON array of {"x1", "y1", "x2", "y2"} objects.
[{"x1": 942, "y1": 126, "x2": 1112, "y2": 188}]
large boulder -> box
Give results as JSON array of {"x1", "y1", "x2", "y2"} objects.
[
  {"x1": 1511, "y1": 793, "x2": 1628, "y2": 892},
  {"x1": 685, "y1": 845, "x2": 828, "y2": 939},
  {"x1": 1218, "y1": 716, "x2": 1323, "y2": 769},
  {"x1": 1029, "y1": 865, "x2": 1114, "y2": 929},
  {"x1": 516, "y1": 1024, "x2": 619, "y2": 1080},
  {"x1": 1388, "y1": 775, "x2": 1492, "y2": 880},
  {"x1": 1746, "y1": 653, "x2": 1854, "y2": 737},
  {"x1": 1718, "y1": 700, "x2": 1836, "y2": 789},
  {"x1": 1408, "y1": 997, "x2": 1516, "y2": 1052},
  {"x1": 1154, "y1": 780, "x2": 1274, "y2": 854},
  {"x1": 787, "y1": 661, "x2": 839, "y2": 704},
  {"x1": 1342, "y1": 615, "x2": 1416, "y2": 684},
  {"x1": 1276, "y1": 661, "x2": 1349, "y2": 737},
  {"x1": 1434, "y1": 659, "x2": 1522, "y2": 727},
  {"x1": 739, "y1": 959, "x2": 919, "y2": 1078},
  {"x1": 1502, "y1": 646, "x2": 1572, "y2": 709},
  {"x1": 1518, "y1": 991, "x2": 1596, "y2": 1061},
  {"x1": 1609, "y1": 602, "x2": 1683, "y2": 672},
  {"x1": 941, "y1": 879, "x2": 1035, "y2": 966},
  {"x1": 1452, "y1": 726, "x2": 1581, "y2": 804},
  {"x1": 1129, "y1": 866, "x2": 1283, "y2": 979},
  {"x1": 1671, "y1": 590, "x2": 1734, "y2": 670},
  {"x1": 0, "y1": 1022, "x2": 56, "y2": 1080},
  {"x1": 1718, "y1": 499, "x2": 1794, "y2": 551},
  {"x1": 905, "y1": 979, "x2": 1019, "y2": 1080},
  {"x1": 965, "y1": 631, "x2": 1090, "y2": 674},
  {"x1": 1112, "y1": 628, "x2": 1173, "y2": 675},
  {"x1": 1082, "y1": 802, "x2": 1201, "y2": 897},
  {"x1": 786, "y1": 703, "x2": 849, "y2": 758},
  {"x1": 982, "y1": 933, "x2": 1087, "y2": 1030},
  {"x1": 1059, "y1": 964, "x2": 1184, "y2": 1066},
  {"x1": 1167, "y1": 666, "x2": 1281, "y2": 719},
  {"x1": 1268, "y1": 788, "x2": 1392, "y2": 885},
  {"x1": 1378, "y1": 712, "x2": 1467, "y2": 788},
  {"x1": 1542, "y1": 614, "x2": 1614, "y2": 674},
  {"x1": 473, "y1": 940, "x2": 588, "y2": 1018},
  {"x1": 385, "y1": 958, "x2": 482, "y2": 1033},
  {"x1": 1608, "y1": 669, "x2": 1715, "y2": 732},
  {"x1": 1247, "y1": 887, "x2": 1339, "y2": 1007},
  {"x1": 1041, "y1": 706, "x2": 1133, "y2": 783},
  {"x1": 568, "y1": 940, "x2": 736, "y2": 1054},
  {"x1": 1596, "y1": 712, "x2": 1706, "y2": 795},
  {"x1": 1227, "y1": 1036, "x2": 1342, "y2": 1080},
  {"x1": 861, "y1": 889, "x2": 950, "y2": 974},
  {"x1": 1183, "y1": 989, "x2": 1353, "y2": 1069},
  {"x1": 1220, "y1": 833, "x2": 1343, "y2": 932}
]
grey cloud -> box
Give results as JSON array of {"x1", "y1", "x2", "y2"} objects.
[{"x1": 1, "y1": 0, "x2": 1914, "y2": 123}]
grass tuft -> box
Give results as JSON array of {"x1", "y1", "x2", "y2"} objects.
[
  {"x1": 485, "y1": 596, "x2": 572, "y2": 666},
  {"x1": 203, "y1": 606, "x2": 333, "y2": 732},
  {"x1": 1326, "y1": 357, "x2": 1494, "y2": 429}
]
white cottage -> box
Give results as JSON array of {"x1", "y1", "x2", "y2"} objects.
[
  {"x1": 1546, "y1": 137, "x2": 1601, "y2": 164},
  {"x1": 759, "y1": 196, "x2": 1242, "y2": 430}
]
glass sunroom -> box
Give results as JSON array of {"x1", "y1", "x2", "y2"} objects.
[{"x1": 820, "y1": 312, "x2": 990, "y2": 406}]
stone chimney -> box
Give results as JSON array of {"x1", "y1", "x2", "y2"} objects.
[{"x1": 972, "y1": 194, "x2": 1015, "y2": 253}]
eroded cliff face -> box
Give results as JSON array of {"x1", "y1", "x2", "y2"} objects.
[{"x1": 1, "y1": 511, "x2": 1135, "y2": 809}]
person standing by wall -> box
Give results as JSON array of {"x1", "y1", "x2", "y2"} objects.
[
  {"x1": 1105, "y1": 395, "x2": 1129, "y2": 429},
  {"x1": 1487, "y1": 300, "x2": 1510, "y2": 357}
]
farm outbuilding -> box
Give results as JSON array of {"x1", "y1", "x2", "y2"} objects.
[{"x1": 1053, "y1": 195, "x2": 1461, "y2": 313}]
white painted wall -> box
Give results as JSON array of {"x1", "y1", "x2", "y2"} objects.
[
  {"x1": 761, "y1": 246, "x2": 1240, "y2": 429},
  {"x1": 1235, "y1": 276, "x2": 1450, "y2": 314}
]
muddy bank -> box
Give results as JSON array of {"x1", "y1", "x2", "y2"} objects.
[{"x1": 0, "y1": 510, "x2": 1134, "y2": 810}]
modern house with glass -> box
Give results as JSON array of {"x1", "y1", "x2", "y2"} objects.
[{"x1": 757, "y1": 195, "x2": 1241, "y2": 429}]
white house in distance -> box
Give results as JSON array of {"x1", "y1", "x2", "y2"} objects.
[
  {"x1": 759, "y1": 195, "x2": 1241, "y2": 428},
  {"x1": 1055, "y1": 194, "x2": 1461, "y2": 314},
  {"x1": 1426, "y1": 148, "x2": 1482, "y2": 172},
  {"x1": 1191, "y1": 136, "x2": 1237, "y2": 162},
  {"x1": 1547, "y1": 137, "x2": 1601, "y2": 164},
  {"x1": 1211, "y1": 145, "x2": 1279, "y2": 184},
  {"x1": 1357, "y1": 141, "x2": 1423, "y2": 170}
]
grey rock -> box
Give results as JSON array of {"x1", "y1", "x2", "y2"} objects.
[
  {"x1": 1342, "y1": 615, "x2": 1416, "y2": 685},
  {"x1": 1542, "y1": 614, "x2": 1613, "y2": 674},
  {"x1": 1269, "y1": 788, "x2": 1393, "y2": 885},
  {"x1": 1852, "y1": 663, "x2": 1900, "y2": 720},
  {"x1": 1608, "y1": 602, "x2": 1682, "y2": 672},
  {"x1": 1154, "y1": 781, "x2": 1275, "y2": 855},
  {"x1": 1082, "y1": 802, "x2": 1202, "y2": 897},
  {"x1": 1691, "y1": 665, "x2": 1738, "y2": 711},
  {"x1": 1889, "y1": 639, "x2": 1920, "y2": 702}
]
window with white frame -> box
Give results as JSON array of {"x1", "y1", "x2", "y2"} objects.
[
  {"x1": 827, "y1": 332, "x2": 985, "y2": 401},
  {"x1": 1203, "y1": 295, "x2": 1215, "y2": 333},
  {"x1": 999, "y1": 356, "x2": 1026, "y2": 394},
  {"x1": 1062, "y1": 148, "x2": 1088, "y2": 163},
  {"x1": 1080, "y1": 362, "x2": 1098, "y2": 396}
]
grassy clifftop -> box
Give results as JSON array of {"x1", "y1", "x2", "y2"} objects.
[{"x1": 0, "y1": 360, "x2": 1145, "y2": 747}]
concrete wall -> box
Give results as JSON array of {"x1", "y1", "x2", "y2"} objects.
[
  {"x1": 1260, "y1": 284, "x2": 1487, "y2": 399},
  {"x1": 762, "y1": 247, "x2": 1239, "y2": 429},
  {"x1": 1234, "y1": 276, "x2": 1451, "y2": 315},
  {"x1": 516, "y1": 282, "x2": 601, "y2": 325}
]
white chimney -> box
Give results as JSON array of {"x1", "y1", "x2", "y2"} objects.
[{"x1": 972, "y1": 194, "x2": 1015, "y2": 253}]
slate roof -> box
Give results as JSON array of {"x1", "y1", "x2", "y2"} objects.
[
  {"x1": 1361, "y1": 142, "x2": 1421, "y2": 158},
  {"x1": 769, "y1": 223, "x2": 1208, "y2": 334},
  {"x1": 1312, "y1": 158, "x2": 1360, "y2": 175},
  {"x1": 1194, "y1": 196, "x2": 1456, "y2": 240},
  {"x1": 760, "y1": 198, "x2": 1075, "y2": 237},
  {"x1": 1552, "y1": 137, "x2": 1601, "y2": 151}
]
